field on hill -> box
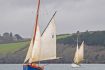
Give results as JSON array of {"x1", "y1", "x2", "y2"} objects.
[
  {"x1": 0, "y1": 41, "x2": 30, "y2": 63},
  {"x1": 0, "y1": 42, "x2": 29, "y2": 55},
  {"x1": 57, "y1": 34, "x2": 70, "y2": 40}
]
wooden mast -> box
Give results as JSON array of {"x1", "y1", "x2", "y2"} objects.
[
  {"x1": 33, "y1": 0, "x2": 40, "y2": 45},
  {"x1": 30, "y1": 0, "x2": 40, "y2": 64}
]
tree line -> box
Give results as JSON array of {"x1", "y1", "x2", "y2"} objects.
[{"x1": 57, "y1": 30, "x2": 105, "y2": 46}]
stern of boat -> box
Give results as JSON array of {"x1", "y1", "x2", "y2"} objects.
[{"x1": 23, "y1": 64, "x2": 44, "y2": 70}]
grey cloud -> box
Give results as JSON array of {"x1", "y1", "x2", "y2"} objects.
[{"x1": 0, "y1": 0, "x2": 105, "y2": 37}]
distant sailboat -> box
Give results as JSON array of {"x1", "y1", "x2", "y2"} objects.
[
  {"x1": 23, "y1": 0, "x2": 57, "y2": 70},
  {"x1": 71, "y1": 40, "x2": 84, "y2": 68}
]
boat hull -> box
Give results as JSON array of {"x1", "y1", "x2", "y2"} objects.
[
  {"x1": 23, "y1": 65, "x2": 43, "y2": 70},
  {"x1": 71, "y1": 63, "x2": 80, "y2": 68}
]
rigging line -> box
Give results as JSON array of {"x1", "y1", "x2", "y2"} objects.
[
  {"x1": 41, "y1": 0, "x2": 58, "y2": 22},
  {"x1": 41, "y1": 11, "x2": 57, "y2": 36},
  {"x1": 76, "y1": 31, "x2": 79, "y2": 64},
  {"x1": 77, "y1": 31, "x2": 79, "y2": 47},
  {"x1": 41, "y1": 0, "x2": 51, "y2": 15}
]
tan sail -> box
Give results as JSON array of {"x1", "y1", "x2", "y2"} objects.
[
  {"x1": 78, "y1": 41, "x2": 84, "y2": 62},
  {"x1": 39, "y1": 13, "x2": 56, "y2": 61},
  {"x1": 74, "y1": 41, "x2": 84, "y2": 64},
  {"x1": 29, "y1": 25, "x2": 41, "y2": 63},
  {"x1": 74, "y1": 43, "x2": 79, "y2": 64}
]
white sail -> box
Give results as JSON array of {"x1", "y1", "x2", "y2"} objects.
[
  {"x1": 24, "y1": 24, "x2": 41, "y2": 63},
  {"x1": 73, "y1": 41, "x2": 84, "y2": 64},
  {"x1": 78, "y1": 41, "x2": 84, "y2": 62},
  {"x1": 29, "y1": 25, "x2": 41, "y2": 63},
  {"x1": 24, "y1": 39, "x2": 33, "y2": 63},
  {"x1": 39, "y1": 15, "x2": 56, "y2": 61},
  {"x1": 74, "y1": 43, "x2": 79, "y2": 64}
]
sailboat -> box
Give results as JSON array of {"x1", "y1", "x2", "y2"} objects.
[
  {"x1": 71, "y1": 40, "x2": 84, "y2": 68},
  {"x1": 23, "y1": 0, "x2": 57, "y2": 70}
]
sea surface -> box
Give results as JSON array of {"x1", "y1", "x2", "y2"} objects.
[{"x1": 0, "y1": 64, "x2": 105, "y2": 70}]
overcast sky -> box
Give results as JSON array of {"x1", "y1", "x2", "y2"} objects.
[{"x1": 0, "y1": 0, "x2": 105, "y2": 37}]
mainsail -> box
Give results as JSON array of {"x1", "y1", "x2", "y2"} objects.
[
  {"x1": 39, "y1": 12, "x2": 57, "y2": 61},
  {"x1": 74, "y1": 41, "x2": 84, "y2": 64}
]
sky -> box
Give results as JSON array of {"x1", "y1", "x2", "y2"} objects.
[{"x1": 0, "y1": 0, "x2": 105, "y2": 38}]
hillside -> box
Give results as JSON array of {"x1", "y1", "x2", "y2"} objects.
[
  {"x1": 57, "y1": 30, "x2": 105, "y2": 46},
  {"x1": 0, "y1": 30, "x2": 105, "y2": 64}
]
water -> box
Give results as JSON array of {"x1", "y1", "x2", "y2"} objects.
[{"x1": 0, "y1": 64, "x2": 105, "y2": 70}]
